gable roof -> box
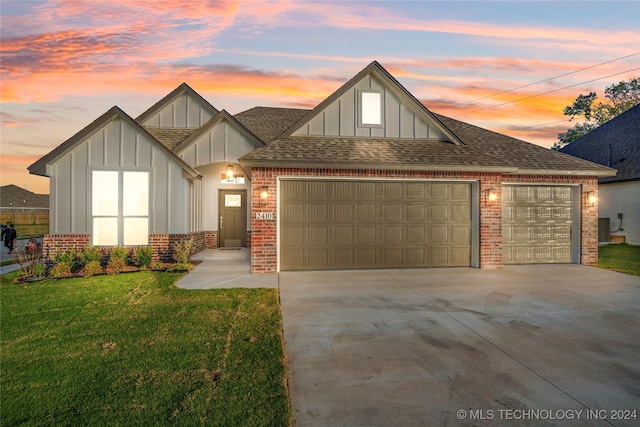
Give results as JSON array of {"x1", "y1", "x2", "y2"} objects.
[
  {"x1": 0, "y1": 185, "x2": 49, "y2": 208},
  {"x1": 278, "y1": 61, "x2": 464, "y2": 145},
  {"x1": 28, "y1": 106, "x2": 201, "y2": 179},
  {"x1": 234, "y1": 107, "x2": 310, "y2": 143},
  {"x1": 135, "y1": 82, "x2": 219, "y2": 125},
  {"x1": 559, "y1": 104, "x2": 640, "y2": 183},
  {"x1": 173, "y1": 109, "x2": 265, "y2": 154},
  {"x1": 144, "y1": 127, "x2": 197, "y2": 151},
  {"x1": 240, "y1": 111, "x2": 616, "y2": 177}
]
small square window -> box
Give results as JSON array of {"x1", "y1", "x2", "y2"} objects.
[
  {"x1": 225, "y1": 194, "x2": 242, "y2": 207},
  {"x1": 361, "y1": 91, "x2": 382, "y2": 126}
]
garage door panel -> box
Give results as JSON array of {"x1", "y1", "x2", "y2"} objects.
[
  {"x1": 503, "y1": 185, "x2": 574, "y2": 265},
  {"x1": 280, "y1": 180, "x2": 471, "y2": 270}
]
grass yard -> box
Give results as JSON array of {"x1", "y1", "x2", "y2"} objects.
[
  {"x1": 13, "y1": 224, "x2": 49, "y2": 237},
  {"x1": 598, "y1": 243, "x2": 640, "y2": 276},
  {"x1": 1, "y1": 270, "x2": 291, "y2": 426}
]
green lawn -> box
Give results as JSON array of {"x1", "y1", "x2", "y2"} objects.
[
  {"x1": 1, "y1": 271, "x2": 291, "y2": 426},
  {"x1": 13, "y1": 224, "x2": 49, "y2": 237},
  {"x1": 598, "y1": 243, "x2": 640, "y2": 276}
]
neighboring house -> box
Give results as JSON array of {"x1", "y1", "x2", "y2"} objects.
[
  {"x1": 29, "y1": 61, "x2": 615, "y2": 272},
  {"x1": 559, "y1": 104, "x2": 640, "y2": 245},
  {"x1": 0, "y1": 184, "x2": 49, "y2": 226}
]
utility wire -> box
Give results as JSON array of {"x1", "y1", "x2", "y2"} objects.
[
  {"x1": 452, "y1": 67, "x2": 640, "y2": 118},
  {"x1": 461, "y1": 52, "x2": 640, "y2": 105}
]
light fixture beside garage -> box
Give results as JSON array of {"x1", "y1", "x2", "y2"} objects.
[
  {"x1": 483, "y1": 189, "x2": 498, "y2": 203},
  {"x1": 587, "y1": 191, "x2": 597, "y2": 207}
]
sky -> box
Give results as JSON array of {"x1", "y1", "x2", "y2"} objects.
[{"x1": 1, "y1": 0, "x2": 639, "y2": 195}]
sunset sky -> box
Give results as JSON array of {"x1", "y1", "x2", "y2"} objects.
[{"x1": 1, "y1": 0, "x2": 639, "y2": 194}]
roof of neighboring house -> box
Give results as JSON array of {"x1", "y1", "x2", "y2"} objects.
[
  {"x1": 240, "y1": 111, "x2": 616, "y2": 177},
  {"x1": 28, "y1": 106, "x2": 201, "y2": 179},
  {"x1": 234, "y1": 107, "x2": 310, "y2": 142},
  {"x1": 0, "y1": 185, "x2": 49, "y2": 208},
  {"x1": 559, "y1": 104, "x2": 640, "y2": 183}
]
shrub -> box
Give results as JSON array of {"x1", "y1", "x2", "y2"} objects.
[
  {"x1": 134, "y1": 246, "x2": 153, "y2": 269},
  {"x1": 106, "y1": 257, "x2": 126, "y2": 275},
  {"x1": 109, "y1": 246, "x2": 130, "y2": 263},
  {"x1": 78, "y1": 246, "x2": 102, "y2": 267},
  {"x1": 54, "y1": 249, "x2": 77, "y2": 267},
  {"x1": 33, "y1": 263, "x2": 45, "y2": 277},
  {"x1": 82, "y1": 260, "x2": 104, "y2": 277},
  {"x1": 50, "y1": 261, "x2": 72, "y2": 278},
  {"x1": 172, "y1": 238, "x2": 193, "y2": 264}
]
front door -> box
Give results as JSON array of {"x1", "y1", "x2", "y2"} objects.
[{"x1": 219, "y1": 190, "x2": 247, "y2": 247}]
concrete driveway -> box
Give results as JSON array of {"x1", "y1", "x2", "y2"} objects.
[{"x1": 279, "y1": 265, "x2": 640, "y2": 426}]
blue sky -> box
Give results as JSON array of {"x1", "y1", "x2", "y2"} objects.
[{"x1": 1, "y1": 0, "x2": 639, "y2": 193}]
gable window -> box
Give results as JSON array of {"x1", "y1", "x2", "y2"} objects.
[
  {"x1": 92, "y1": 170, "x2": 149, "y2": 246},
  {"x1": 360, "y1": 91, "x2": 382, "y2": 126}
]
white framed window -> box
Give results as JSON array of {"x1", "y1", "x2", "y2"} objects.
[
  {"x1": 91, "y1": 170, "x2": 149, "y2": 246},
  {"x1": 360, "y1": 91, "x2": 382, "y2": 126}
]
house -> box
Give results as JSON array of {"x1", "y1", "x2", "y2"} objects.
[
  {"x1": 0, "y1": 184, "x2": 49, "y2": 227},
  {"x1": 29, "y1": 61, "x2": 615, "y2": 272},
  {"x1": 559, "y1": 104, "x2": 640, "y2": 245}
]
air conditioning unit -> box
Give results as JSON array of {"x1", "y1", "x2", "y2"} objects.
[{"x1": 598, "y1": 218, "x2": 611, "y2": 242}]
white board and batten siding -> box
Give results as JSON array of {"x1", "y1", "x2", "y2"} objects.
[
  {"x1": 293, "y1": 74, "x2": 447, "y2": 140},
  {"x1": 139, "y1": 93, "x2": 215, "y2": 129},
  {"x1": 178, "y1": 120, "x2": 260, "y2": 168},
  {"x1": 49, "y1": 117, "x2": 190, "y2": 235}
]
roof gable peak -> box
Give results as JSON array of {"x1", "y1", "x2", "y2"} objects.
[{"x1": 279, "y1": 61, "x2": 463, "y2": 145}]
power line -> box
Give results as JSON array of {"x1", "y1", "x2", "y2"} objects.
[
  {"x1": 452, "y1": 67, "x2": 640, "y2": 118},
  {"x1": 520, "y1": 119, "x2": 569, "y2": 130},
  {"x1": 461, "y1": 52, "x2": 640, "y2": 105}
]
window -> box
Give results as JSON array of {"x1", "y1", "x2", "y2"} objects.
[
  {"x1": 92, "y1": 170, "x2": 149, "y2": 246},
  {"x1": 360, "y1": 91, "x2": 382, "y2": 126}
]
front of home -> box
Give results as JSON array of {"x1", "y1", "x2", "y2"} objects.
[{"x1": 29, "y1": 62, "x2": 615, "y2": 272}]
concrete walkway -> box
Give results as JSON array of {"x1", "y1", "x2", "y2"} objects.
[{"x1": 176, "y1": 248, "x2": 277, "y2": 289}]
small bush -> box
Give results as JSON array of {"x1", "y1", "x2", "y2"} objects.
[
  {"x1": 109, "y1": 246, "x2": 130, "y2": 263},
  {"x1": 54, "y1": 249, "x2": 77, "y2": 267},
  {"x1": 33, "y1": 263, "x2": 45, "y2": 277},
  {"x1": 50, "y1": 261, "x2": 72, "y2": 278},
  {"x1": 78, "y1": 246, "x2": 102, "y2": 267},
  {"x1": 106, "y1": 257, "x2": 126, "y2": 275},
  {"x1": 134, "y1": 246, "x2": 153, "y2": 269},
  {"x1": 82, "y1": 260, "x2": 104, "y2": 277},
  {"x1": 172, "y1": 238, "x2": 193, "y2": 264}
]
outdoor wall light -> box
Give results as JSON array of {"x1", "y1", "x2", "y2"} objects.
[
  {"x1": 226, "y1": 164, "x2": 234, "y2": 181},
  {"x1": 587, "y1": 191, "x2": 597, "y2": 207},
  {"x1": 483, "y1": 189, "x2": 498, "y2": 203},
  {"x1": 260, "y1": 186, "x2": 269, "y2": 204}
]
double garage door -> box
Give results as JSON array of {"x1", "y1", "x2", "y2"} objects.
[{"x1": 280, "y1": 180, "x2": 472, "y2": 270}]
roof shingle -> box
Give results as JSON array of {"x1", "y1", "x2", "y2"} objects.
[{"x1": 559, "y1": 104, "x2": 640, "y2": 183}]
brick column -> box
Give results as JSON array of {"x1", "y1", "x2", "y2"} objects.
[
  {"x1": 250, "y1": 169, "x2": 278, "y2": 273},
  {"x1": 479, "y1": 176, "x2": 502, "y2": 268}
]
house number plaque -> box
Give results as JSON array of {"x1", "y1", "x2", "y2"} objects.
[{"x1": 255, "y1": 212, "x2": 273, "y2": 220}]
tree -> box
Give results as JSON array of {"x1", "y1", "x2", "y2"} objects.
[{"x1": 552, "y1": 77, "x2": 640, "y2": 150}]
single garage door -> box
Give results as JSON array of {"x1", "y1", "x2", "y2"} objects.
[
  {"x1": 280, "y1": 180, "x2": 471, "y2": 270},
  {"x1": 502, "y1": 185, "x2": 574, "y2": 264}
]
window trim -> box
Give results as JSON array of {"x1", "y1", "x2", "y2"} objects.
[{"x1": 358, "y1": 90, "x2": 384, "y2": 128}]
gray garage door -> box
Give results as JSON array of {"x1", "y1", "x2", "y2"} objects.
[
  {"x1": 502, "y1": 185, "x2": 573, "y2": 264},
  {"x1": 280, "y1": 180, "x2": 471, "y2": 270}
]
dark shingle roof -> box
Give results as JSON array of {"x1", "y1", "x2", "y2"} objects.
[
  {"x1": 0, "y1": 185, "x2": 49, "y2": 208},
  {"x1": 559, "y1": 104, "x2": 640, "y2": 183},
  {"x1": 240, "y1": 112, "x2": 615, "y2": 177},
  {"x1": 143, "y1": 127, "x2": 196, "y2": 151},
  {"x1": 234, "y1": 107, "x2": 310, "y2": 142}
]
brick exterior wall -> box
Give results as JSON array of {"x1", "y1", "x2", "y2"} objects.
[
  {"x1": 43, "y1": 234, "x2": 90, "y2": 258},
  {"x1": 249, "y1": 168, "x2": 600, "y2": 273}
]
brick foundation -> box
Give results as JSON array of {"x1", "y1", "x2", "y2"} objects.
[{"x1": 250, "y1": 168, "x2": 600, "y2": 273}]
